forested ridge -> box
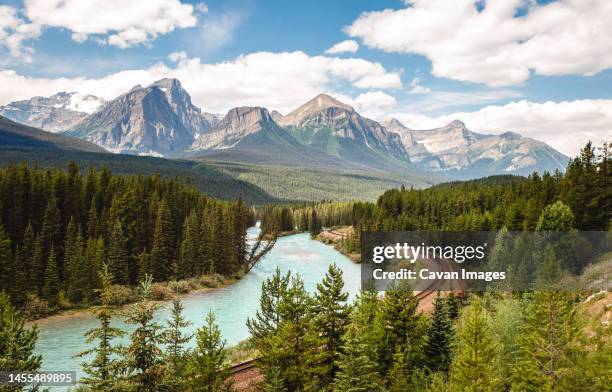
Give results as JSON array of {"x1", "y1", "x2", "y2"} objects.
[
  {"x1": 0, "y1": 162, "x2": 256, "y2": 312},
  {"x1": 260, "y1": 141, "x2": 610, "y2": 236}
]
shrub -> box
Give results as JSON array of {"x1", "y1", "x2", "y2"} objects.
[
  {"x1": 150, "y1": 283, "x2": 173, "y2": 301},
  {"x1": 22, "y1": 292, "x2": 52, "y2": 319},
  {"x1": 106, "y1": 284, "x2": 137, "y2": 306},
  {"x1": 198, "y1": 274, "x2": 225, "y2": 288},
  {"x1": 168, "y1": 279, "x2": 196, "y2": 294}
]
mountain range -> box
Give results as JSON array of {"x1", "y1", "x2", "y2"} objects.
[{"x1": 0, "y1": 78, "x2": 570, "y2": 178}]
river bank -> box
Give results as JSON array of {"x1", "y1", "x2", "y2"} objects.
[
  {"x1": 32, "y1": 231, "x2": 362, "y2": 388},
  {"x1": 28, "y1": 274, "x2": 237, "y2": 326},
  {"x1": 316, "y1": 226, "x2": 361, "y2": 262}
]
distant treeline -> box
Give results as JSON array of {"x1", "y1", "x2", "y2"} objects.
[
  {"x1": 0, "y1": 162, "x2": 256, "y2": 309},
  {"x1": 260, "y1": 141, "x2": 610, "y2": 235}
]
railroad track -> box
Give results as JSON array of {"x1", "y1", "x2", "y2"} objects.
[
  {"x1": 414, "y1": 258, "x2": 457, "y2": 301},
  {"x1": 229, "y1": 358, "x2": 258, "y2": 374}
]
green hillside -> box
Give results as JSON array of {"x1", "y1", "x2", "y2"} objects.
[{"x1": 0, "y1": 148, "x2": 274, "y2": 204}]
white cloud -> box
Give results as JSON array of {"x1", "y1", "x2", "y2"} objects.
[
  {"x1": 408, "y1": 77, "x2": 431, "y2": 94},
  {"x1": 355, "y1": 91, "x2": 397, "y2": 118},
  {"x1": 390, "y1": 99, "x2": 612, "y2": 156},
  {"x1": 23, "y1": 0, "x2": 198, "y2": 48},
  {"x1": 196, "y1": 12, "x2": 243, "y2": 54},
  {"x1": 346, "y1": 0, "x2": 612, "y2": 86},
  {"x1": 0, "y1": 5, "x2": 41, "y2": 62},
  {"x1": 404, "y1": 89, "x2": 522, "y2": 112},
  {"x1": 325, "y1": 40, "x2": 359, "y2": 54},
  {"x1": 0, "y1": 51, "x2": 402, "y2": 114}
]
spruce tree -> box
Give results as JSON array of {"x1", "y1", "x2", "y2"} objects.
[
  {"x1": 20, "y1": 224, "x2": 36, "y2": 290},
  {"x1": 247, "y1": 268, "x2": 291, "y2": 342},
  {"x1": 107, "y1": 220, "x2": 129, "y2": 284},
  {"x1": 0, "y1": 292, "x2": 42, "y2": 378},
  {"x1": 511, "y1": 291, "x2": 583, "y2": 391},
  {"x1": 178, "y1": 210, "x2": 200, "y2": 280},
  {"x1": 449, "y1": 298, "x2": 500, "y2": 391},
  {"x1": 0, "y1": 226, "x2": 12, "y2": 302},
  {"x1": 424, "y1": 292, "x2": 452, "y2": 373},
  {"x1": 150, "y1": 199, "x2": 176, "y2": 282},
  {"x1": 39, "y1": 198, "x2": 61, "y2": 266},
  {"x1": 161, "y1": 297, "x2": 193, "y2": 391},
  {"x1": 379, "y1": 288, "x2": 423, "y2": 372},
  {"x1": 32, "y1": 234, "x2": 44, "y2": 295},
  {"x1": 331, "y1": 325, "x2": 384, "y2": 392},
  {"x1": 309, "y1": 209, "x2": 321, "y2": 237},
  {"x1": 42, "y1": 246, "x2": 60, "y2": 303},
  {"x1": 77, "y1": 264, "x2": 125, "y2": 391},
  {"x1": 123, "y1": 275, "x2": 164, "y2": 391},
  {"x1": 263, "y1": 366, "x2": 287, "y2": 392},
  {"x1": 185, "y1": 311, "x2": 233, "y2": 392},
  {"x1": 309, "y1": 263, "x2": 351, "y2": 387},
  {"x1": 67, "y1": 230, "x2": 87, "y2": 303},
  {"x1": 387, "y1": 348, "x2": 410, "y2": 392}
]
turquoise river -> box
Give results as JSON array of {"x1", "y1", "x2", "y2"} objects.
[{"x1": 31, "y1": 226, "x2": 361, "y2": 389}]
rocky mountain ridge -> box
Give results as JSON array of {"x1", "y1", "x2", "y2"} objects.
[{"x1": 0, "y1": 80, "x2": 570, "y2": 176}]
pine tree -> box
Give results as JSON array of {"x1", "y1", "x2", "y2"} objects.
[
  {"x1": 123, "y1": 275, "x2": 164, "y2": 391},
  {"x1": 263, "y1": 366, "x2": 287, "y2": 392},
  {"x1": 63, "y1": 217, "x2": 77, "y2": 283},
  {"x1": 107, "y1": 219, "x2": 128, "y2": 284},
  {"x1": 425, "y1": 292, "x2": 453, "y2": 373},
  {"x1": 308, "y1": 263, "x2": 351, "y2": 387},
  {"x1": 42, "y1": 246, "x2": 60, "y2": 302},
  {"x1": 445, "y1": 292, "x2": 460, "y2": 321},
  {"x1": 379, "y1": 288, "x2": 423, "y2": 372},
  {"x1": 185, "y1": 311, "x2": 233, "y2": 392},
  {"x1": 150, "y1": 199, "x2": 176, "y2": 282},
  {"x1": 331, "y1": 325, "x2": 384, "y2": 392},
  {"x1": 20, "y1": 223, "x2": 36, "y2": 290},
  {"x1": 0, "y1": 292, "x2": 42, "y2": 378},
  {"x1": 178, "y1": 210, "x2": 200, "y2": 280},
  {"x1": 387, "y1": 348, "x2": 410, "y2": 392},
  {"x1": 510, "y1": 291, "x2": 583, "y2": 391},
  {"x1": 0, "y1": 225, "x2": 12, "y2": 302},
  {"x1": 247, "y1": 268, "x2": 291, "y2": 342},
  {"x1": 449, "y1": 298, "x2": 500, "y2": 391},
  {"x1": 309, "y1": 209, "x2": 321, "y2": 237},
  {"x1": 161, "y1": 297, "x2": 193, "y2": 392},
  {"x1": 77, "y1": 264, "x2": 125, "y2": 391},
  {"x1": 40, "y1": 198, "x2": 61, "y2": 266}
]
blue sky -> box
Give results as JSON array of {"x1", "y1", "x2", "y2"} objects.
[{"x1": 0, "y1": 0, "x2": 611, "y2": 155}]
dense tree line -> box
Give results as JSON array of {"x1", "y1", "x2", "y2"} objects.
[
  {"x1": 258, "y1": 142, "x2": 610, "y2": 269},
  {"x1": 368, "y1": 142, "x2": 609, "y2": 232},
  {"x1": 261, "y1": 141, "x2": 609, "y2": 234},
  {"x1": 0, "y1": 162, "x2": 255, "y2": 311},
  {"x1": 248, "y1": 264, "x2": 610, "y2": 391},
  {"x1": 1, "y1": 246, "x2": 609, "y2": 391}
]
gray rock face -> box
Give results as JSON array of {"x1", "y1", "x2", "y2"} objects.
[
  {"x1": 278, "y1": 94, "x2": 408, "y2": 161},
  {"x1": 0, "y1": 92, "x2": 105, "y2": 132},
  {"x1": 382, "y1": 118, "x2": 569, "y2": 174},
  {"x1": 67, "y1": 79, "x2": 215, "y2": 156},
  {"x1": 191, "y1": 106, "x2": 273, "y2": 150},
  {"x1": 4, "y1": 80, "x2": 569, "y2": 177}
]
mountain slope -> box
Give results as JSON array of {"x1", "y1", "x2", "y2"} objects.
[
  {"x1": 66, "y1": 79, "x2": 213, "y2": 156},
  {"x1": 278, "y1": 94, "x2": 409, "y2": 170},
  {"x1": 0, "y1": 92, "x2": 105, "y2": 132},
  {"x1": 0, "y1": 115, "x2": 106, "y2": 153},
  {"x1": 188, "y1": 106, "x2": 357, "y2": 169},
  {"x1": 383, "y1": 118, "x2": 569, "y2": 176}
]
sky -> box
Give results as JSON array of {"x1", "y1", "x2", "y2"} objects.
[{"x1": 0, "y1": 0, "x2": 611, "y2": 156}]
